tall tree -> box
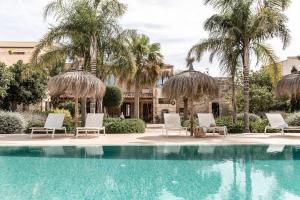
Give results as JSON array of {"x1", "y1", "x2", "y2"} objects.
[
  {"x1": 189, "y1": 36, "x2": 241, "y2": 124},
  {"x1": 192, "y1": 0, "x2": 290, "y2": 132},
  {"x1": 5, "y1": 61, "x2": 47, "y2": 111},
  {"x1": 127, "y1": 33, "x2": 163, "y2": 118},
  {"x1": 34, "y1": 0, "x2": 135, "y2": 123}
]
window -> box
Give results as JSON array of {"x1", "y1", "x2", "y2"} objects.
[
  {"x1": 158, "y1": 98, "x2": 171, "y2": 104},
  {"x1": 8, "y1": 50, "x2": 25, "y2": 55}
]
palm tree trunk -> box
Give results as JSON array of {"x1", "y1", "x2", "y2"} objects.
[
  {"x1": 231, "y1": 75, "x2": 237, "y2": 125},
  {"x1": 134, "y1": 84, "x2": 140, "y2": 119},
  {"x1": 243, "y1": 43, "x2": 250, "y2": 133},
  {"x1": 90, "y1": 34, "x2": 97, "y2": 113},
  {"x1": 97, "y1": 99, "x2": 103, "y2": 113},
  {"x1": 183, "y1": 97, "x2": 188, "y2": 120},
  {"x1": 80, "y1": 97, "x2": 86, "y2": 126}
]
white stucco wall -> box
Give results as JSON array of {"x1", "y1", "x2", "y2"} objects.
[{"x1": 281, "y1": 57, "x2": 300, "y2": 76}]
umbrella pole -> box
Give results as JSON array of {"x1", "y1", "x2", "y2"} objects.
[
  {"x1": 75, "y1": 97, "x2": 79, "y2": 135},
  {"x1": 190, "y1": 100, "x2": 194, "y2": 136}
]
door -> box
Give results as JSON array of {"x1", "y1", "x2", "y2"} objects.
[{"x1": 142, "y1": 102, "x2": 153, "y2": 123}]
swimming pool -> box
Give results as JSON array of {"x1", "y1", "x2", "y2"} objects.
[{"x1": 0, "y1": 145, "x2": 299, "y2": 200}]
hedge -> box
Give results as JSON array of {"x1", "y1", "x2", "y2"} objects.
[{"x1": 104, "y1": 118, "x2": 145, "y2": 134}]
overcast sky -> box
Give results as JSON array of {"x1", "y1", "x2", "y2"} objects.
[{"x1": 0, "y1": 0, "x2": 300, "y2": 76}]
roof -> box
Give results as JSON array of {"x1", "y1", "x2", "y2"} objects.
[{"x1": 0, "y1": 41, "x2": 38, "y2": 48}]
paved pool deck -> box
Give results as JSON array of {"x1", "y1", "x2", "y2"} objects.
[{"x1": 1, "y1": 128, "x2": 300, "y2": 146}]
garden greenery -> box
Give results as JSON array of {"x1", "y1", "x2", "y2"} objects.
[
  {"x1": 2, "y1": 60, "x2": 47, "y2": 111},
  {"x1": 236, "y1": 69, "x2": 290, "y2": 114},
  {"x1": 103, "y1": 86, "x2": 123, "y2": 108},
  {"x1": 0, "y1": 111, "x2": 26, "y2": 134},
  {"x1": 0, "y1": 62, "x2": 12, "y2": 98},
  {"x1": 104, "y1": 118, "x2": 145, "y2": 134}
]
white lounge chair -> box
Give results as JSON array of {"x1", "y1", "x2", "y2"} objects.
[
  {"x1": 163, "y1": 113, "x2": 188, "y2": 136},
  {"x1": 30, "y1": 113, "x2": 66, "y2": 138},
  {"x1": 197, "y1": 113, "x2": 227, "y2": 136},
  {"x1": 76, "y1": 113, "x2": 105, "y2": 137},
  {"x1": 265, "y1": 113, "x2": 300, "y2": 135}
]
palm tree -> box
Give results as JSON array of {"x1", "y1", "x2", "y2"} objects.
[
  {"x1": 33, "y1": 0, "x2": 135, "y2": 123},
  {"x1": 189, "y1": 36, "x2": 241, "y2": 124},
  {"x1": 191, "y1": 0, "x2": 290, "y2": 132},
  {"x1": 127, "y1": 33, "x2": 163, "y2": 118},
  {"x1": 43, "y1": 0, "x2": 127, "y2": 113}
]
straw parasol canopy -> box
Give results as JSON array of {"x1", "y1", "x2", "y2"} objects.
[
  {"x1": 47, "y1": 58, "x2": 105, "y2": 128},
  {"x1": 162, "y1": 58, "x2": 219, "y2": 135},
  {"x1": 48, "y1": 70, "x2": 105, "y2": 99},
  {"x1": 276, "y1": 72, "x2": 300, "y2": 98}
]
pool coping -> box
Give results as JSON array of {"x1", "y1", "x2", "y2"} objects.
[{"x1": 1, "y1": 132, "x2": 300, "y2": 146}]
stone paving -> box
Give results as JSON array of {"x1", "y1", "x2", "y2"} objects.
[{"x1": 1, "y1": 128, "x2": 300, "y2": 146}]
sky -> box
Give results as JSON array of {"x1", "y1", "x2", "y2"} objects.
[{"x1": 0, "y1": 0, "x2": 300, "y2": 76}]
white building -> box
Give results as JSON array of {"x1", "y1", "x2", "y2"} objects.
[{"x1": 279, "y1": 56, "x2": 300, "y2": 76}]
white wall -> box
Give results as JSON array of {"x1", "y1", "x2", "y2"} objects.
[{"x1": 281, "y1": 57, "x2": 300, "y2": 76}]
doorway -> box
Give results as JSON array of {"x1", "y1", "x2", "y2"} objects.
[
  {"x1": 142, "y1": 102, "x2": 153, "y2": 123},
  {"x1": 212, "y1": 102, "x2": 220, "y2": 118},
  {"x1": 121, "y1": 103, "x2": 132, "y2": 118}
]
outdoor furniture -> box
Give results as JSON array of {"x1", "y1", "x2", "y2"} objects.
[
  {"x1": 265, "y1": 113, "x2": 300, "y2": 135},
  {"x1": 163, "y1": 113, "x2": 188, "y2": 136},
  {"x1": 30, "y1": 113, "x2": 66, "y2": 138},
  {"x1": 197, "y1": 113, "x2": 227, "y2": 136},
  {"x1": 76, "y1": 113, "x2": 105, "y2": 137}
]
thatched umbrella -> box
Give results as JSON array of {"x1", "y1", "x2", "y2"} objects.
[
  {"x1": 162, "y1": 58, "x2": 219, "y2": 135},
  {"x1": 276, "y1": 72, "x2": 300, "y2": 97},
  {"x1": 276, "y1": 72, "x2": 300, "y2": 111},
  {"x1": 48, "y1": 59, "x2": 105, "y2": 128}
]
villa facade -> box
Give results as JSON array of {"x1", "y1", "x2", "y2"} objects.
[{"x1": 113, "y1": 72, "x2": 232, "y2": 123}]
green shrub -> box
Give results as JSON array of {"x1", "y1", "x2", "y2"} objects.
[
  {"x1": 216, "y1": 116, "x2": 244, "y2": 133},
  {"x1": 0, "y1": 111, "x2": 26, "y2": 134},
  {"x1": 250, "y1": 119, "x2": 268, "y2": 133},
  {"x1": 103, "y1": 86, "x2": 123, "y2": 108},
  {"x1": 237, "y1": 113, "x2": 260, "y2": 122},
  {"x1": 182, "y1": 119, "x2": 199, "y2": 131},
  {"x1": 49, "y1": 108, "x2": 75, "y2": 132},
  {"x1": 286, "y1": 112, "x2": 300, "y2": 126},
  {"x1": 216, "y1": 116, "x2": 269, "y2": 133},
  {"x1": 58, "y1": 101, "x2": 75, "y2": 116},
  {"x1": 104, "y1": 118, "x2": 145, "y2": 134}
]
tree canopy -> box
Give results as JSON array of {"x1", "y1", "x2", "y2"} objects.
[
  {"x1": 4, "y1": 61, "x2": 47, "y2": 110},
  {"x1": 103, "y1": 86, "x2": 123, "y2": 108},
  {"x1": 0, "y1": 62, "x2": 12, "y2": 99}
]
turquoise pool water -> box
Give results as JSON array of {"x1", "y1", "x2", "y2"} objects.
[{"x1": 0, "y1": 145, "x2": 300, "y2": 200}]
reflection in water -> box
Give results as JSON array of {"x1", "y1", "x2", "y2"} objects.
[{"x1": 0, "y1": 145, "x2": 300, "y2": 199}]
